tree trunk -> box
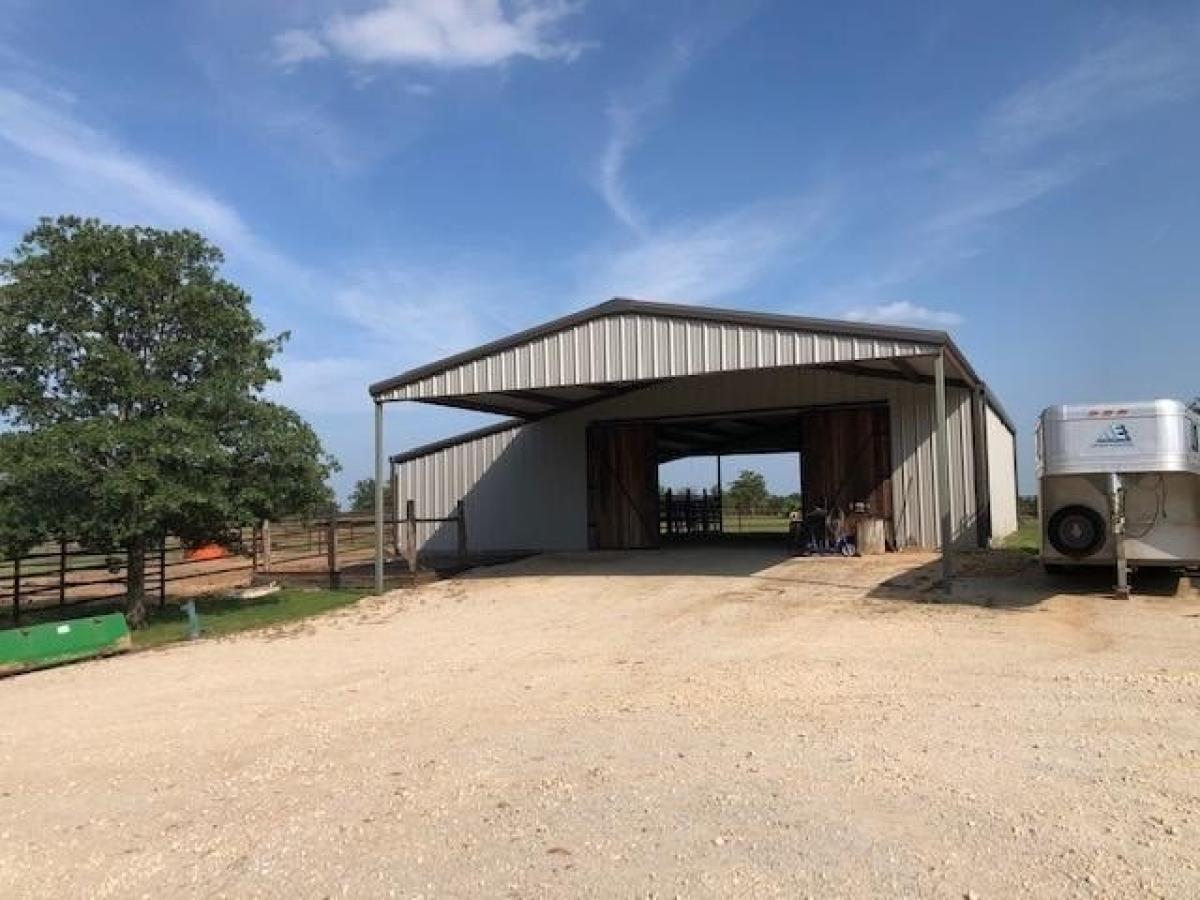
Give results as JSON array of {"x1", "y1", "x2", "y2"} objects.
[{"x1": 125, "y1": 536, "x2": 148, "y2": 629}]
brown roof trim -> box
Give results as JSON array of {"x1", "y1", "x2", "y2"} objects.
[
  {"x1": 368, "y1": 297, "x2": 952, "y2": 398},
  {"x1": 389, "y1": 419, "x2": 524, "y2": 465}
]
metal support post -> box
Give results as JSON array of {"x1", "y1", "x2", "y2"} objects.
[
  {"x1": 1109, "y1": 472, "x2": 1130, "y2": 598},
  {"x1": 374, "y1": 400, "x2": 385, "y2": 594},
  {"x1": 456, "y1": 500, "x2": 467, "y2": 561},
  {"x1": 390, "y1": 463, "x2": 401, "y2": 555},
  {"x1": 934, "y1": 349, "x2": 954, "y2": 590}
]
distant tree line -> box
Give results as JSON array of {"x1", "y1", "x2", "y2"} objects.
[{"x1": 661, "y1": 469, "x2": 801, "y2": 516}]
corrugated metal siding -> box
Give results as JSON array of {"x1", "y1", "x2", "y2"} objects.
[
  {"x1": 393, "y1": 367, "x2": 980, "y2": 552},
  {"x1": 395, "y1": 418, "x2": 588, "y2": 553},
  {"x1": 986, "y1": 405, "x2": 1019, "y2": 539},
  {"x1": 379, "y1": 314, "x2": 939, "y2": 401}
]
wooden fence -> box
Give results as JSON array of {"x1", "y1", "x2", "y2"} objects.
[
  {"x1": 0, "y1": 501, "x2": 465, "y2": 624},
  {"x1": 1, "y1": 534, "x2": 254, "y2": 627},
  {"x1": 251, "y1": 503, "x2": 467, "y2": 588}
]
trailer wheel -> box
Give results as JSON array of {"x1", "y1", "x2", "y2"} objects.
[{"x1": 1046, "y1": 505, "x2": 1106, "y2": 558}]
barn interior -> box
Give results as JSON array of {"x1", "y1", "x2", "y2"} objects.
[{"x1": 584, "y1": 403, "x2": 894, "y2": 550}]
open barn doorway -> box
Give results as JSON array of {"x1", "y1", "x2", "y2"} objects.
[
  {"x1": 656, "y1": 412, "x2": 803, "y2": 543},
  {"x1": 659, "y1": 450, "x2": 804, "y2": 538},
  {"x1": 588, "y1": 404, "x2": 895, "y2": 551}
]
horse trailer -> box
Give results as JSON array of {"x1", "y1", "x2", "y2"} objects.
[{"x1": 1036, "y1": 400, "x2": 1200, "y2": 593}]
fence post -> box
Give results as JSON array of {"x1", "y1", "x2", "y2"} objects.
[
  {"x1": 12, "y1": 557, "x2": 20, "y2": 627},
  {"x1": 404, "y1": 499, "x2": 418, "y2": 573},
  {"x1": 392, "y1": 481, "x2": 402, "y2": 557},
  {"x1": 326, "y1": 508, "x2": 340, "y2": 589},
  {"x1": 261, "y1": 519, "x2": 272, "y2": 572},
  {"x1": 251, "y1": 525, "x2": 260, "y2": 574},
  {"x1": 456, "y1": 500, "x2": 467, "y2": 561},
  {"x1": 159, "y1": 541, "x2": 167, "y2": 609},
  {"x1": 59, "y1": 540, "x2": 67, "y2": 606}
]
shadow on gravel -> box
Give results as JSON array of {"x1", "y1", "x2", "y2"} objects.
[
  {"x1": 868, "y1": 550, "x2": 1187, "y2": 610},
  {"x1": 459, "y1": 539, "x2": 795, "y2": 581}
]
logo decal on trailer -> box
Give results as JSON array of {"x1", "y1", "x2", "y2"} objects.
[{"x1": 1094, "y1": 423, "x2": 1133, "y2": 446}]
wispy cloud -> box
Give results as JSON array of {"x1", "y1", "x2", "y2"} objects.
[
  {"x1": 980, "y1": 23, "x2": 1200, "y2": 158},
  {"x1": 274, "y1": 0, "x2": 586, "y2": 71},
  {"x1": 581, "y1": 194, "x2": 832, "y2": 305},
  {"x1": 272, "y1": 28, "x2": 330, "y2": 68},
  {"x1": 934, "y1": 20, "x2": 1200, "y2": 236},
  {"x1": 0, "y1": 85, "x2": 314, "y2": 297},
  {"x1": 0, "y1": 88, "x2": 246, "y2": 241},
  {"x1": 598, "y1": 40, "x2": 692, "y2": 233},
  {"x1": 587, "y1": 6, "x2": 820, "y2": 307},
  {"x1": 333, "y1": 262, "x2": 519, "y2": 355},
  {"x1": 842, "y1": 301, "x2": 962, "y2": 329},
  {"x1": 820, "y1": 17, "x2": 1200, "y2": 323}
]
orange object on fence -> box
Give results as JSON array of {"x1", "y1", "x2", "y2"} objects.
[{"x1": 183, "y1": 543, "x2": 228, "y2": 562}]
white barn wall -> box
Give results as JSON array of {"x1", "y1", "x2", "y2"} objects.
[
  {"x1": 986, "y1": 405, "x2": 1019, "y2": 540},
  {"x1": 380, "y1": 313, "x2": 941, "y2": 402},
  {"x1": 395, "y1": 366, "x2": 984, "y2": 553}
]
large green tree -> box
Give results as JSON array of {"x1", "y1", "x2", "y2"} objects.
[{"x1": 0, "y1": 217, "x2": 337, "y2": 626}]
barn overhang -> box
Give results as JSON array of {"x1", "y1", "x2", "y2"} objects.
[{"x1": 368, "y1": 297, "x2": 1012, "y2": 433}]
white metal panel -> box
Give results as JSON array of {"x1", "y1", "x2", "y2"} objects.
[
  {"x1": 987, "y1": 405, "x2": 1019, "y2": 540},
  {"x1": 393, "y1": 367, "x2": 981, "y2": 553},
  {"x1": 1037, "y1": 400, "x2": 1200, "y2": 477},
  {"x1": 379, "y1": 313, "x2": 936, "y2": 402},
  {"x1": 395, "y1": 419, "x2": 588, "y2": 553}
]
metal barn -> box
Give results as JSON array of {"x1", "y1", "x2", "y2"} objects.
[{"x1": 367, "y1": 299, "x2": 1017, "y2": 587}]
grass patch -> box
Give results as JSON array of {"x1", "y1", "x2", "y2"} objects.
[
  {"x1": 723, "y1": 514, "x2": 790, "y2": 534},
  {"x1": 1, "y1": 588, "x2": 366, "y2": 648},
  {"x1": 1003, "y1": 516, "x2": 1040, "y2": 554},
  {"x1": 133, "y1": 588, "x2": 366, "y2": 649}
]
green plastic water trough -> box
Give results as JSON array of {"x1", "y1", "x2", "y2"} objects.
[{"x1": 0, "y1": 613, "x2": 131, "y2": 677}]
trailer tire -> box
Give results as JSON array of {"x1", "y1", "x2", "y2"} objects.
[{"x1": 1046, "y1": 505, "x2": 1106, "y2": 559}]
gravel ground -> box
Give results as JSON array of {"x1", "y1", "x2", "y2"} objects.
[{"x1": 1, "y1": 546, "x2": 1197, "y2": 899}]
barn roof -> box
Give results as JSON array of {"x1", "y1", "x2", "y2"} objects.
[{"x1": 370, "y1": 297, "x2": 1013, "y2": 432}]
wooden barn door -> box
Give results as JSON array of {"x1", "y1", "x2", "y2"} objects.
[
  {"x1": 800, "y1": 405, "x2": 893, "y2": 518},
  {"x1": 587, "y1": 423, "x2": 660, "y2": 549}
]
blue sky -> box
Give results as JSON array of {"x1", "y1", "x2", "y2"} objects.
[{"x1": 1, "y1": 1, "x2": 1198, "y2": 499}]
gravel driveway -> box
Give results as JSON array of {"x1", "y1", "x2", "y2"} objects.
[{"x1": 1, "y1": 546, "x2": 1197, "y2": 898}]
